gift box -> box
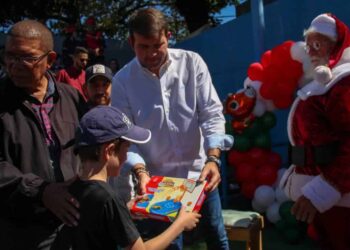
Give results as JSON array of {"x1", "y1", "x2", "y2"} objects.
[{"x1": 131, "y1": 176, "x2": 207, "y2": 222}]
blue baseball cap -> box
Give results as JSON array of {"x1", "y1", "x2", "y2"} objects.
[{"x1": 75, "y1": 106, "x2": 151, "y2": 152}]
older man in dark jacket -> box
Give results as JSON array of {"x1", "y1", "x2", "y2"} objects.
[{"x1": 0, "y1": 20, "x2": 86, "y2": 250}]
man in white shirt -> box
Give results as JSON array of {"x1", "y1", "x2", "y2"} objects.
[{"x1": 112, "y1": 8, "x2": 233, "y2": 250}]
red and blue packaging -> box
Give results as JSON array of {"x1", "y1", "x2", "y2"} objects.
[{"x1": 131, "y1": 176, "x2": 207, "y2": 222}]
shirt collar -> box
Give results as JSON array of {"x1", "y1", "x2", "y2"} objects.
[
  {"x1": 27, "y1": 71, "x2": 56, "y2": 102},
  {"x1": 46, "y1": 72, "x2": 56, "y2": 96},
  {"x1": 136, "y1": 53, "x2": 172, "y2": 78}
]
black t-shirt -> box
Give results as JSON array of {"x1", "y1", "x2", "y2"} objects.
[{"x1": 52, "y1": 179, "x2": 140, "y2": 250}]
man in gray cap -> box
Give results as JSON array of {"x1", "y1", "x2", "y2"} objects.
[{"x1": 84, "y1": 64, "x2": 113, "y2": 107}]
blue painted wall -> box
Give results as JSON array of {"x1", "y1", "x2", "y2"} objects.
[{"x1": 174, "y1": 0, "x2": 350, "y2": 167}]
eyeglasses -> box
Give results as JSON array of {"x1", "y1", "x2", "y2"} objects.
[
  {"x1": 304, "y1": 41, "x2": 322, "y2": 53},
  {"x1": 4, "y1": 50, "x2": 51, "y2": 66}
]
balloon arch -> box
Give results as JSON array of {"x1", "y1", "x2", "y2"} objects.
[{"x1": 224, "y1": 40, "x2": 317, "y2": 244}]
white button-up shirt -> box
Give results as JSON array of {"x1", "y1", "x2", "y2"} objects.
[{"x1": 112, "y1": 48, "x2": 232, "y2": 178}]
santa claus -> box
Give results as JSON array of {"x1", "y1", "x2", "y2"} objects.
[{"x1": 280, "y1": 13, "x2": 350, "y2": 249}]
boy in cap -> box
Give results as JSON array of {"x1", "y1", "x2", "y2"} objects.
[
  {"x1": 84, "y1": 64, "x2": 135, "y2": 201},
  {"x1": 52, "y1": 106, "x2": 201, "y2": 250},
  {"x1": 280, "y1": 13, "x2": 350, "y2": 249},
  {"x1": 84, "y1": 64, "x2": 113, "y2": 107}
]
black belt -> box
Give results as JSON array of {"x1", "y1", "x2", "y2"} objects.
[{"x1": 289, "y1": 143, "x2": 338, "y2": 167}]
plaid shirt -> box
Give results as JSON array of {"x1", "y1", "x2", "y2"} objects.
[{"x1": 28, "y1": 74, "x2": 63, "y2": 181}]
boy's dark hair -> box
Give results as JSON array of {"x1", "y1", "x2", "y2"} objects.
[
  {"x1": 128, "y1": 8, "x2": 169, "y2": 38},
  {"x1": 77, "y1": 138, "x2": 125, "y2": 162},
  {"x1": 74, "y1": 46, "x2": 88, "y2": 56}
]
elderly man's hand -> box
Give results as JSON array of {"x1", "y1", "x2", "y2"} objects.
[{"x1": 42, "y1": 178, "x2": 80, "y2": 227}]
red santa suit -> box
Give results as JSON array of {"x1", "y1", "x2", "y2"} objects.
[{"x1": 280, "y1": 14, "x2": 350, "y2": 249}]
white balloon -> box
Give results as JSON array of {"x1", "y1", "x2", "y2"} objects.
[
  {"x1": 244, "y1": 78, "x2": 262, "y2": 96},
  {"x1": 251, "y1": 198, "x2": 268, "y2": 213},
  {"x1": 290, "y1": 41, "x2": 307, "y2": 63},
  {"x1": 252, "y1": 100, "x2": 266, "y2": 117},
  {"x1": 275, "y1": 187, "x2": 290, "y2": 204},
  {"x1": 266, "y1": 202, "x2": 281, "y2": 223},
  {"x1": 254, "y1": 185, "x2": 275, "y2": 207},
  {"x1": 276, "y1": 168, "x2": 287, "y2": 185},
  {"x1": 264, "y1": 100, "x2": 276, "y2": 111}
]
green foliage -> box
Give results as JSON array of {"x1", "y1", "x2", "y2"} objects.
[{"x1": 0, "y1": 0, "x2": 241, "y2": 41}]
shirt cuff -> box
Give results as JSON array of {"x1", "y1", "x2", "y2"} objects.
[
  {"x1": 124, "y1": 152, "x2": 146, "y2": 171},
  {"x1": 205, "y1": 134, "x2": 234, "y2": 151},
  {"x1": 301, "y1": 175, "x2": 341, "y2": 213}
]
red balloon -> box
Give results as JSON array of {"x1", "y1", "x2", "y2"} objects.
[
  {"x1": 307, "y1": 223, "x2": 319, "y2": 241},
  {"x1": 235, "y1": 162, "x2": 256, "y2": 183},
  {"x1": 247, "y1": 62, "x2": 264, "y2": 81},
  {"x1": 246, "y1": 147, "x2": 269, "y2": 166},
  {"x1": 255, "y1": 164, "x2": 278, "y2": 186},
  {"x1": 273, "y1": 94, "x2": 293, "y2": 109},
  {"x1": 227, "y1": 149, "x2": 248, "y2": 167},
  {"x1": 267, "y1": 151, "x2": 282, "y2": 169},
  {"x1": 270, "y1": 41, "x2": 293, "y2": 66},
  {"x1": 260, "y1": 81, "x2": 274, "y2": 99},
  {"x1": 241, "y1": 181, "x2": 258, "y2": 199},
  {"x1": 288, "y1": 60, "x2": 303, "y2": 80},
  {"x1": 263, "y1": 66, "x2": 281, "y2": 87},
  {"x1": 261, "y1": 50, "x2": 272, "y2": 67}
]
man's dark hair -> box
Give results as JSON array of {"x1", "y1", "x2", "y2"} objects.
[
  {"x1": 74, "y1": 46, "x2": 88, "y2": 56},
  {"x1": 77, "y1": 138, "x2": 125, "y2": 162},
  {"x1": 128, "y1": 8, "x2": 169, "y2": 38}
]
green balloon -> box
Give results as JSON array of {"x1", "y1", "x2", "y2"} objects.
[
  {"x1": 285, "y1": 214, "x2": 298, "y2": 226},
  {"x1": 232, "y1": 134, "x2": 252, "y2": 152},
  {"x1": 279, "y1": 201, "x2": 294, "y2": 219},
  {"x1": 225, "y1": 121, "x2": 234, "y2": 135},
  {"x1": 283, "y1": 228, "x2": 302, "y2": 244},
  {"x1": 260, "y1": 111, "x2": 277, "y2": 130},
  {"x1": 275, "y1": 219, "x2": 287, "y2": 231},
  {"x1": 242, "y1": 118, "x2": 262, "y2": 138},
  {"x1": 253, "y1": 132, "x2": 271, "y2": 148}
]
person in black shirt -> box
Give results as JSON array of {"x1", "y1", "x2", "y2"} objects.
[{"x1": 52, "y1": 106, "x2": 201, "y2": 250}]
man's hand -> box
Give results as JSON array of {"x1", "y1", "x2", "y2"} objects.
[
  {"x1": 42, "y1": 178, "x2": 80, "y2": 227},
  {"x1": 136, "y1": 173, "x2": 150, "y2": 195},
  {"x1": 198, "y1": 162, "x2": 221, "y2": 192},
  {"x1": 291, "y1": 195, "x2": 318, "y2": 223}
]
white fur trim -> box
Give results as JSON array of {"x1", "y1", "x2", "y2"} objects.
[
  {"x1": 282, "y1": 169, "x2": 350, "y2": 210},
  {"x1": 297, "y1": 82, "x2": 327, "y2": 100},
  {"x1": 287, "y1": 97, "x2": 300, "y2": 145},
  {"x1": 297, "y1": 62, "x2": 350, "y2": 99},
  {"x1": 302, "y1": 175, "x2": 341, "y2": 213},
  {"x1": 334, "y1": 47, "x2": 350, "y2": 67},
  {"x1": 304, "y1": 14, "x2": 337, "y2": 40}
]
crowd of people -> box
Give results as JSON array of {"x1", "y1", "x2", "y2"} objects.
[{"x1": 0, "y1": 6, "x2": 349, "y2": 250}]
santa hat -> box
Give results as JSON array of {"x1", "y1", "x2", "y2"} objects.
[
  {"x1": 329, "y1": 13, "x2": 350, "y2": 68},
  {"x1": 304, "y1": 14, "x2": 337, "y2": 40}
]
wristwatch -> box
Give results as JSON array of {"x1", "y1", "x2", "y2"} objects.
[{"x1": 205, "y1": 155, "x2": 222, "y2": 169}]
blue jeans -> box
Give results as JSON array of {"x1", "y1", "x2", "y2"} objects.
[{"x1": 135, "y1": 188, "x2": 229, "y2": 250}]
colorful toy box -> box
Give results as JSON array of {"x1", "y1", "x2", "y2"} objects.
[{"x1": 131, "y1": 176, "x2": 207, "y2": 222}]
